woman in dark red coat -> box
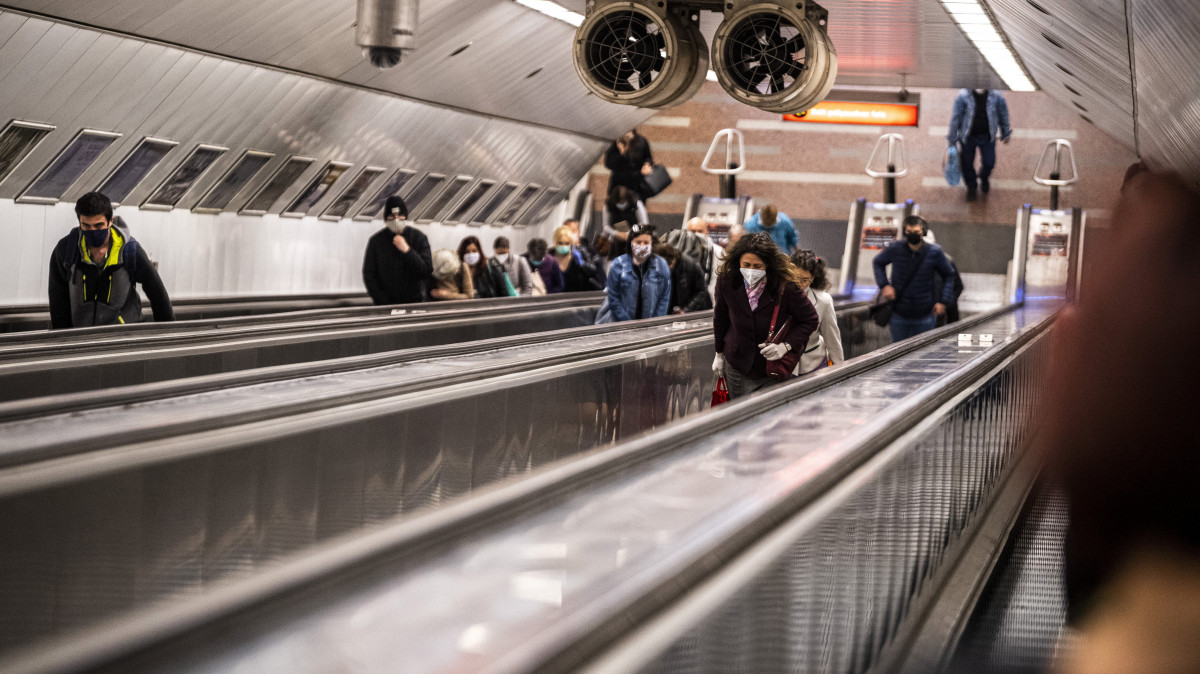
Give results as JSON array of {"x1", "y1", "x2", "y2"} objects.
[{"x1": 712, "y1": 233, "x2": 819, "y2": 399}]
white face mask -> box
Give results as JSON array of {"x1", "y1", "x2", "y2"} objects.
[
  {"x1": 494, "y1": 253, "x2": 509, "y2": 264},
  {"x1": 740, "y1": 268, "x2": 766, "y2": 286},
  {"x1": 463, "y1": 252, "x2": 481, "y2": 266},
  {"x1": 385, "y1": 219, "x2": 405, "y2": 234},
  {"x1": 631, "y1": 243, "x2": 652, "y2": 260}
]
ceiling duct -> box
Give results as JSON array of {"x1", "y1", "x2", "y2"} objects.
[
  {"x1": 572, "y1": 2, "x2": 709, "y2": 109},
  {"x1": 356, "y1": 0, "x2": 419, "y2": 68},
  {"x1": 710, "y1": 0, "x2": 837, "y2": 114}
]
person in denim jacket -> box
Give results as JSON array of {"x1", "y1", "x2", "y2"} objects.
[
  {"x1": 947, "y1": 88, "x2": 1012, "y2": 201},
  {"x1": 595, "y1": 224, "x2": 671, "y2": 323}
]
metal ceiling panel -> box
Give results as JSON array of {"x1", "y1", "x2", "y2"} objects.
[
  {"x1": 0, "y1": 10, "x2": 605, "y2": 208},
  {"x1": 1130, "y1": 0, "x2": 1200, "y2": 184}
]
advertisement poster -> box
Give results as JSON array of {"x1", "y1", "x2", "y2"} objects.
[
  {"x1": 1031, "y1": 233, "x2": 1069, "y2": 256},
  {"x1": 861, "y1": 226, "x2": 898, "y2": 250}
]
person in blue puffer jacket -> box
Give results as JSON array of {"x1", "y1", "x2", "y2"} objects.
[{"x1": 595, "y1": 224, "x2": 671, "y2": 323}]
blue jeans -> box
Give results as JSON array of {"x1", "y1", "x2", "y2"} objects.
[
  {"x1": 890, "y1": 313, "x2": 937, "y2": 342},
  {"x1": 960, "y1": 135, "x2": 996, "y2": 190}
]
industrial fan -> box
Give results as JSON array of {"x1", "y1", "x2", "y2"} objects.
[
  {"x1": 711, "y1": 1, "x2": 837, "y2": 113},
  {"x1": 573, "y1": 3, "x2": 708, "y2": 109}
]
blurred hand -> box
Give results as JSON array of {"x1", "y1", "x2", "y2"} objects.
[
  {"x1": 882, "y1": 285, "x2": 896, "y2": 300},
  {"x1": 393, "y1": 234, "x2": 410, "y2": 253},
  {"x1": 641, "y1": 163, "x2": 653, "y2": 176},
  {"x1": 430, "y1": 288, "x2": 449, "y2": 299},
  {"x1": 711, "y1": 353, "x2": 724, "y2": 375},
  {"x1": 615, "y1": 231, "x2": 629, "y2": 242},
  {"x1": 933, "y1": 302, "x2": 946, "y2": 316}
]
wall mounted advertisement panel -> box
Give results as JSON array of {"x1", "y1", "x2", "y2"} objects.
[
  {"x1": 472, "y1": 182, "x2": 519, "y2": 225},
  {"x1": 98, "y1": 137, "x2": 179, "y2": 204},
  {"x1": 283, "y1": 161, "x2": 352, "y2": 217},
  {"x1": 0, "y1": 120, "x2": 55, "y2": 187},
  {"x1": 19, "y1": 129, "x2": 122, "y2": 203},
  {"x1": 321, "y1": 167, "x2": 385, "y2": 221},
  {"x1": 448, "y1": 179, "x2": 496, "y2": 224},
  {"x1": 354, "y1": 169, "x2": 419, "y2": 221},
  {"x1": 240, "y1": 156, "x2": 315, "y2": 215},
  {"x1": 143, "y1": 144, "x2": 228, "y2": 210},
  {"x1": 194, "y1": 150, "x2": 275, "y2": 213},
  {"x1": 494, "y1": 184, "x2": 541, "y2": 225},
  {"x1": 404, "y1": 174, "x2": 448, "y2": 220},
  {"x1": 520, "y1": 188, "x2": 565, "y2": 227},
  {"x1": 415, "y1": 175, "x2": 473, "y2": 222}
]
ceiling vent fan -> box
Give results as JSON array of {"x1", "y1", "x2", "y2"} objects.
[
  {"x1": 570, "y1": 0, "x2": 836, "y2": 114},
  {"x1": 711, "y1": 0, "x2": 837, "y2": 113},
  {"x1": 572, "y1": 2, "x2": 709, "y2": 108}
]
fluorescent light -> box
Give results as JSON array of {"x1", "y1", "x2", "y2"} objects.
[
  {"x1": 513, "y1": 0, "x2": 584, "y2": 27},
  {"x1": 939, "y1": 0, "x2": 1036, "y2": 91}
]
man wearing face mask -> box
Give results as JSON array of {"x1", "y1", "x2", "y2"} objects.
[
  {"x1": 362, "y1": 196, "x2": 433, "y2": 305},
  {"x1": 492, "y1": 236, "x2": 534, "y2": 296},
  {"x1": 872, "y1": 215, "x2": 958, "y2": 342},
  {"x1": 948, "y1": 87, "x2": 1012, "y2": 201},
  {"x1": 48, "y1": 192, "x2": 174, "y2": 329}
]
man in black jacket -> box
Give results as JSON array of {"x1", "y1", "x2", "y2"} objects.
[
  {"x1": 657, "y1": 243, "x2": 712, "y2": 314},
  {"x1": 48, "y1": 192, "x2": 174, "y2": 329},
  {"x1": 872, "y1": 215, "x2": 957, "y2": 342},
  {"x1": 362, "y1": 196, "x2": 432, "y2": 305}
]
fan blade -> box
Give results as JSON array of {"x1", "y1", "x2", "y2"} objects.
[
  {"x1": 783, "y1": 34, "x2": 805, "y2": 54},
  {"x1": 770, "y1": 73, "x2": 786, "y2": 93}
]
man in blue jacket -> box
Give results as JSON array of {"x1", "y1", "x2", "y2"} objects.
[
  {"x1": 948, "y1": 88, "x2": 1012, "y2": 201},
  {"x1": 743, "y1": 204, "x2": 797, "y2": 254},
  {"x1": 873, "y1": 216, "x2": 957, "y2": 342}
]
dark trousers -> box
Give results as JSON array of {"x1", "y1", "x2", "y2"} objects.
[{"x1": 960, "y1": 135, "x2": 996, "y2": 191}]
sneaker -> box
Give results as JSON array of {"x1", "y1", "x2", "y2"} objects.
[
  {"x1": 980, "y1": 176, "x2": 990, "y2": 194},
  {"x1": 966, "y1": 188, "x2": 977, "y2": 202}
]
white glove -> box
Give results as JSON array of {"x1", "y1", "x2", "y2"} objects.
[
  {"x1": 712, "y1": 353, "x2": 725, "y2": 375},
  {"x1": 758, "y1": 342, "x2": 789, "y2": 361}
]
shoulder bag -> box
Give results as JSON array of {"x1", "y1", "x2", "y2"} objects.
[
  {"x1": 640, "y1": 163, "x2": 673, "y2": 198},
  {"x1": 868, "y1": 244, "x2": 929, "y2": 327},
  {"x1": 764, "y1": 290, "x2": 801, "y2": 380}
]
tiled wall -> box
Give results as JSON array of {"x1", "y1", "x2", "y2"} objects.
[
  {"x1": 589, "y1": 84, "x2": 1139, "y2": 228},
  {"x1": 0, "y1": 200, "x2": 562, "y2": 306}
]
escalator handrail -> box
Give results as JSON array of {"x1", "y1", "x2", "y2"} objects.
[
  {"x1": 5, "y1": 304, "x2": 1022, "y2": 674},
  {"x1": 0, "y1": 295, "x2": 605, "y2": 361}
]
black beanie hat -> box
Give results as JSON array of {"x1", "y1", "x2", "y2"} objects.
[{"x1": 384, "y1": 195, "x2": 408, "y2": 219}]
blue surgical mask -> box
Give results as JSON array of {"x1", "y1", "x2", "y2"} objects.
[
  {"x1": 555, "y1": 245, "x2": 571, "y2": 256},
  {"x1": 529, "y1": 258, "x2": 542, "y2": 268},
  {"x1": 83, "y1": 227, "x2": 110, "y2": 248}
]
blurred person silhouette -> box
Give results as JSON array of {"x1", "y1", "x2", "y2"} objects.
[
  {"x1": 552, "y1": 225, "x2": 602, "y2": 293},
  {"x1": 1039, "y1": 168, "x2": 1200, "y2": 673},
  {"x1": 790, "y1": 249, "x2": 844, "y2": 376},
  {"x1": 947, "y1": 88, "x2": 1012, "y2": 201}
]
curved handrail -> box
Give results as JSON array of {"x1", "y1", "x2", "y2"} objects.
[
  {"x1": 866, "y1": 133, "x2": 910, "y2": 178},
  {"x1": 701, "y1": 128, "x2": 746, "y2": 175},
  {"x1": 1033, "y1": 139, "x2": 1078, "y2": 186}
]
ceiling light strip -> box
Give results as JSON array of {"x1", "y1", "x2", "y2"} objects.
[
  {"x1": 940, "y1": 0, "x2": 1036, "y2": 91},
  {"x1": 513, "y1": 0, "x2": 584, "y2": 27}
]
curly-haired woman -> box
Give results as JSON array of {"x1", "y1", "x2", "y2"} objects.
[{"x1": 712, "y1": 233, "x2": 819, "y2": 399}]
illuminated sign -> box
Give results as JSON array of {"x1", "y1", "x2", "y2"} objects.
[{"x1": 783, "y1": 101, "x2": 920, "y2": 127}]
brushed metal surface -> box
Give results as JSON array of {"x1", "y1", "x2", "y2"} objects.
[{"x1": 1129, "y1": 0, "x2": 1200, "y2": 184}]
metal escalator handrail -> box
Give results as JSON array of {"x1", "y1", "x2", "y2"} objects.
[
  {"x1": 0, "y1": 295, "x2": 603, "y2": 361},
  {"x1": 577, "y1": 316, "x2": 1057, "y2": 674},
  {"x1": 5, "y1": 304, "x2": 1019, "y2": 674},
  {"x1": 0, "y1": 321, "x2": 715, "y2": 471},
  {"x1": 0, "y1": 310, "x2": 710, "y2": 424},
  {"x1": 0, "y1": 292, "x2": 604, "y2": 345}
]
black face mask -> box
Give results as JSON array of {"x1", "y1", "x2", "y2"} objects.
[
  {"x1": 83, "y1": 228, "x2": 110, "y2": 248},
  {"x1": 905, "y1": 232, "x2": 923, "y2": 245}
]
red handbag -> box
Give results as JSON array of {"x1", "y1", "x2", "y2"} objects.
[
  {"x1": 764, "y1": 295, "x2": 800, "y2": 381},
  {"x1": 711, "y1": 377, "x2": 730, "y2": 406}
]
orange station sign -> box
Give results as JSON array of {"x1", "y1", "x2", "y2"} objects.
[{"x1": 783, "y1": 101, "x2": 920, "y2": 127}]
